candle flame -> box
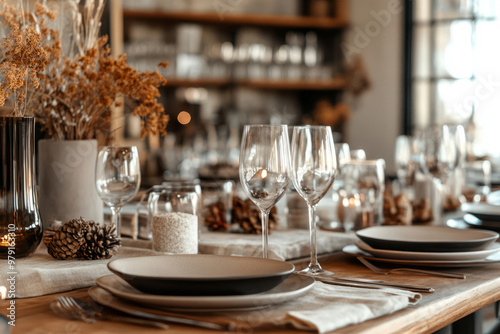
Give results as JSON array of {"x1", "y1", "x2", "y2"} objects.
[{"x1": 0, "y1": 286, "x2": 6, "y2": 300}]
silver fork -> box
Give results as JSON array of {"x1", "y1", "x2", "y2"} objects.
[
  {"x1": 357, "y1": 257, "x2": 466, "y2": 279},
  {"x1": 54, "y1": 295, "x2": 231, "y2": 330},
  {"x1": 51, "y1": 296, "x2": 170, "y2": 329},
  {"x1": 55, "y1": 296, "x2": 95, "y2": 323}
]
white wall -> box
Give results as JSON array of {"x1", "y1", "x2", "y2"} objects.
[{"x1": 344, "y1": 0, "x2": 403, "y2": 173}]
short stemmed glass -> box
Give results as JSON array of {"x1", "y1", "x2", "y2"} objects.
[
  {"x1": 291, "y1": 126, "x2": 337, "y2": 275},
  {"x1": 95, "y1": 146, "x2": 141, "y2": 237},
  {"x1": 239, "y1": 125, "x2": 291, "y2": 259}
]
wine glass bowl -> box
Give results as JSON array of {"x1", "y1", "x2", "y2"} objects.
[
  {"x1": 291, "y1": 126, "x2": 337, "y2": 275},
  {"x1": 239, "y1": 125, "x2": 291, "y2": 258},
  {"x1": 95, "y1": 146, "x2": 141, "y2": 237}
]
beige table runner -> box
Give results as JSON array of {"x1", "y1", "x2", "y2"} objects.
[{"x1": 124, "y1": 229, "x2": 359, "y2": 260}]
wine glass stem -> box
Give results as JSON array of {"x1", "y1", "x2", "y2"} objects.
[
  {"x1": 432, "y1": 178, "x2": 444, "y2": 225},
  {"x1": 111, "y1": 206, "x2": 122, "y2": 237},
  {"x1": 260, "y1": 210, "x2": 269, "y2": 259},
  {"x1": 308, "y1": 204, "x2": 321, "y2": 270}
]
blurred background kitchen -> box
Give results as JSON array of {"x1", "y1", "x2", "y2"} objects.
[{"x1": 99, "y1": 0, "x2": 500, "y2": 189}]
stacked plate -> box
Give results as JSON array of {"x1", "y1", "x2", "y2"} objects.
[
  {"x1": 343, "y1": 226, "x2": 500, "y2": 267},
  {"x1": 461, "y1": 201, "x2": 500, "y2": 233},
  {"x1": 91, "y1": 254, "x2": 315, "y2": 312}
]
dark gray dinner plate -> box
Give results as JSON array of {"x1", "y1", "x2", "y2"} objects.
[
  {"x1": 461, "y1": 202, "x2": 500, "y2": 222},
  {"x1": 356, "y1": 226, "x2": 498, "y2": 252},
  {"x1": 463, "y1": 214, "x2": 500, "y2": 233},
  {"x1": 107, "y1": 254, "x2": 295, "y2": 296}
]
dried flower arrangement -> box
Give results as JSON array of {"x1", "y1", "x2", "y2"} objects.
[
  {"x1": 0, "y1": 0, "x2": 51, "y2": 116},
  {"x1": 1, "y1": 0, "x2": 169, "y2": 143}
]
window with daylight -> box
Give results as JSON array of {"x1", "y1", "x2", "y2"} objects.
[{"x1": 409, "y1": 0, "x2": 500, "y2": 160}]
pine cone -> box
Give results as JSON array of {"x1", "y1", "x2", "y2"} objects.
[
  {"x1": 204, "y1": 201, "x2": 229, "y2": 232},
  {"x1": 77, "y1": 222, "x2": 121, "y2": 260},
  {"x1": 47, "y1": 218, "x2": 87, "y2": 260}
]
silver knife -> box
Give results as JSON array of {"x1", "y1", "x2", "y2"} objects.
[{"x1": 315, "y1": 276, "x2": 435, "y2": 293}]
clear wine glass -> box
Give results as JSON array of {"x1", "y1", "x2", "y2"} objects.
[
  {"x1": 239, "y1": 125, "x2": 291, "y2": 259},
  {"x1": 95, "y1": 146, "x2": 141, "y2": 237},
  {"x1": 444, "y1": 125, "x2": 467, "y2": 210},
  {"x1": 291, "y1": 126, "x2": 337, "y2": 275},
  {"x1": 419, "y1": 125, "x2": 458, "y2": 224}
]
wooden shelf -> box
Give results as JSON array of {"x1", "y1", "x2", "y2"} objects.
[
  {"x1": 240, "y1": 78, "x2": 346, "y2": 90},
  {"x1": 123, "y1": 10, "x2": 349, "y2": 29},
  {"x1": 165, "y1": 78, "x2": 230, "y2": 87},
  {"x1": 163, "y1": 77, "x2": 347, "y2": 90}
]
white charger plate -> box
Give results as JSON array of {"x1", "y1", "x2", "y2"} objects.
[
  {"x1": 356, "y1": 240, "x2": 500, "y2": 261},
  {"x1": 96, "y1": 274, "x2": 315, "y2": 311},
  {"x1": 356, "y1": 226, "x2": 498, "y2": 252},
  {"x1": 343, "y1": 244, "x2": 500, "y2": 267},
  {"x1": 107, "y1": 254, "x2": 295, "y2": 296}
]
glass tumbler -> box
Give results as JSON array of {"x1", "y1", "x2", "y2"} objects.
[{"x1": 148, "y1": 181, "x2": 201, "y2": 254}]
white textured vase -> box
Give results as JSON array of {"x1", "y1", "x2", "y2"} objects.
[{"x1": 38, "y1": 139, "x2": 103, "y2": 228}]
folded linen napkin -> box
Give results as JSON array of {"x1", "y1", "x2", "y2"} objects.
[
  {"x1": 278, "y1": 283, "x2": 419, "y2": 333},
  {"x1": 123, "y1": 229, "x2": 359, "y2": 261},
  {"x1": 92, "y1": 278, "x2": 420, "y2": 333}
]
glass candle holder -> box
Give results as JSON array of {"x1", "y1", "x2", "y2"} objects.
[
  {"x1": 148, "y1": 181, "x2": 201, "y2": 254},
  {"x1": 342, "y1": 159, "x2": 386, "y2": 229}
]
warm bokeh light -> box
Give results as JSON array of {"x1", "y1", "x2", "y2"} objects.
[
  {"x1": 177, "y1": 111, "x2": 191, "y2": 125},
  {"x1": 261, "y1": 169, "x2": 268, "y2": 178},
  {"x1": 0, "y1": 234, "x2": 8, "y2": 247},
  {"x1": 0, "y1": 286, "x2": 6, "y2": 300}
]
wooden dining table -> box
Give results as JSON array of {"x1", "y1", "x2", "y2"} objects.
[{"x1": 5, "y1": 249, "x2": 500, "y2": 334}]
